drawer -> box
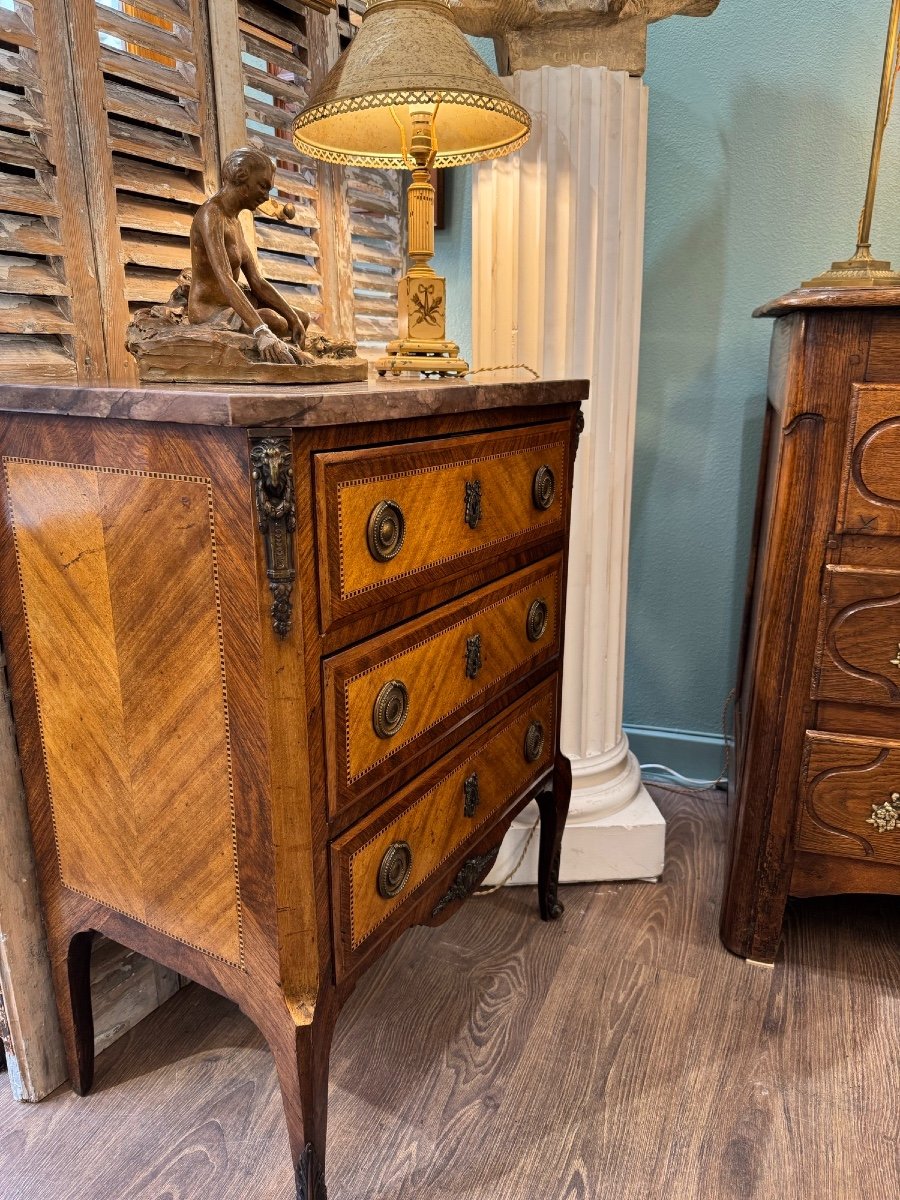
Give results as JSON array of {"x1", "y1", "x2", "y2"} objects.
[
  {"x1": 331, "y1": 679, "x2": 557, "y2": 971},
  {"x1": 323, "y1": 557, "x2": 562, "y2": 819},
  {"x1": 799, "y1": 732, "x2": 900, "y2": 865},
  {"x1": 314, "y1": 423, "x2": 570, "y2": 629},
  {"x1": 839, "y1": 384, "x2": 900, "y2": 537},
  {"x1": 814, "y1": 565, "x2": 900, "y2": 707}
]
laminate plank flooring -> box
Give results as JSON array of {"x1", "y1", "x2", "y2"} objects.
[{"x1": 2, "y1": 787, "x2": 898, "y2": 1200}]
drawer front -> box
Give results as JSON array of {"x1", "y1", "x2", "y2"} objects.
[
  {"x1": 799, "y1": 732, "x2": 900, "y2": 865},
  {"x1": 839, "y1": 385, "x2": 900, "y2": 537},
  {"x1": 814, "y1": 566, "x2": 900, "y2": 707},
  {"x1": 315, "y1": 423, "x2": 570, "y2": 628},
  {"x1": 324, "y1": 557, "x2": 561, "y2": 818},
  {"x1": 332, "y1": 679, "x2": 557, "y2": 965}
]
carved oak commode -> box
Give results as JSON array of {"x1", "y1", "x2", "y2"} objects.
[{"x1": 0, "y1": 376, "x2": 585, "y2": 1199}]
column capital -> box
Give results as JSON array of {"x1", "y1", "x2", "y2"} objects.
[{"x1": 451, "y1": 0, "x2": 720, "y2": 74}]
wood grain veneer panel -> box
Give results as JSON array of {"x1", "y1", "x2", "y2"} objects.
[
  {"x1": 3, "y1": 458, "x2": 241, "y2": 966},
  {"x1": 315, "y1": 424, "x2": 570, "y2": 628},
  {"x1": 324, "y1": 557, "x2": 561, "y2": 816},
  {"x1": 814, "y1": 565, "x2": 900, "y2": 707}
]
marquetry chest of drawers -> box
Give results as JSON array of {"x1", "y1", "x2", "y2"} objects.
[
  {"x1": 0, "y1": 376, "x2": 585, "y2": 1199},
  {"x1": 722, "y1": 289, "x2": 900, "y2": 963}
]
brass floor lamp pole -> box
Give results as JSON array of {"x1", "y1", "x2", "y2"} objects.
[{"x1": 805, "y1": 0, "x2": 900, "y2": 288}]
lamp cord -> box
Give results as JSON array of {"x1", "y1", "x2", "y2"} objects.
[
  {"x1": 468, "y1": 363, "x2": 541, "y2": 380},
  {"x1": 475, "y1": 815, "x2": 540, "y2": 896}
]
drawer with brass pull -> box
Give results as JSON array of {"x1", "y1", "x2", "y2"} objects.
[
  {"x1": 330, "y1": 678, "x2": 557, "y2": 976},
  {"x1": 798, "y1": 731, "x2": 900, "y2": 866},
  {"x1": 323, "y1": 556, "x2": 562, "y2": 819},
  {"x1": 314, "y1": 423, "x2": 570, "y2": 629}
]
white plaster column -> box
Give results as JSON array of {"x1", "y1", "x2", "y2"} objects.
[{"x1": 479, "y1": 65, "x2": 666, "y2": 886}]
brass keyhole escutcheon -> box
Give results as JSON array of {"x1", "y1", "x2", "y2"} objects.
[
  {"x1": 378, "y1": 842, "x2": 413, "y2": 899},
  {"x1": 367, "y1": 500, "x2": 405, "y2": 562},
  {"x1": 524, "y1": 719, "x2": 545, "y2": 763},
  {"x1": 465, "y1": 479, "x2": 483, "y2": 530},
  {"x1": 373, "y1": 680, "x2": 409, "y2": 739},
  {"x1": 532, "y1": 466, "x2": 556, "y2": 511},
  {"x1": 465, "y1": 633, "x2": 483, "y2": 680},
  {"x1": 464, "y1": 772, "x2": 480, "y2": 818},
  {"x1": 527, "y1": 598, "x2": 549, "y2": 643}
]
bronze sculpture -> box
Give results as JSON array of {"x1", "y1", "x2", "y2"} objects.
[{"x1": 127, "y1": 146, "x2": 367, "y2": 385}]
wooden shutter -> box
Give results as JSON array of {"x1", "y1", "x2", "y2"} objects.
[
  {"x1": 64, "y1": 0, "x2": 219, "y2": 383},
  {"x1": 335, "y1": 0, "x2": 403, "y2": 353},
  {"x1": 212, "y1": 0, "x2": 403, "y2": 354},
  {"x1": 0, "y1": 0, "x2": 106, "y2": 382}
]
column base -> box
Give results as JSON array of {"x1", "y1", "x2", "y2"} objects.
[{"x1": 484, "y1": 784, "x2": 665, "y2": 887}]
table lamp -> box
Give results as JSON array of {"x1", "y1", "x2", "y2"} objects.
[
  {"x1": 805, "y1": 0, "x2": 900, "y2": 287},
  {"x1": 293, "y1": 0, "x2": 531, "y2": 377}
]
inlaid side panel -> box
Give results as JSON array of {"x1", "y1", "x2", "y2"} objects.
[{"x1": 3, "y1": 459, "x2": 241, "y2": 967}]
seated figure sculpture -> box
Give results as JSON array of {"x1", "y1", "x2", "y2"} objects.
[
  {"x1": 189, "y1": 146, "x2": 311, "y2": 366},
  {"x1": 126, "y1": 146, "x2": 367, "y2": 385}
]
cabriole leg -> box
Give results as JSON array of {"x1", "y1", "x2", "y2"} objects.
[{"x1": 537, "y1": 754, "x2": 572, "y2": 921}]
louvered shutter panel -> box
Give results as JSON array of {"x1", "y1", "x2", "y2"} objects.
[
  {"x1": 335, "y1": 0, "x2": 403, "y2": 353},
  {"x1": 0, "y1": 0, "x2": 106, "y2": 382},
  {"x1": 64, "y1": 0, "x2": 218, "y2": 382}
]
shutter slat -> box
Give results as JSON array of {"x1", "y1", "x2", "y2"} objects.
[
  {"x1": 0, "y1": 213, "x2": 64, "y2": 255},
  {"x1": 240, "y1": 30, "x2": 309, "y2": 80},
  {"x1": 258, "y1": 250, "x2": 320, "y2": 285},
  {"x1": 0, "y1": 92, "x2": 48, "y2": 134},
  {"x1": 242, "y1": 60, "x2": 310, "y2": 104},
  {"x1": 255, "y1": 217, "x2": 321, "y2": 254},
  {"x1": 121, "y1": 0, "x2": 192, "y2": 25},
  {"x1": 105, "y1": 80, "x2": 201, "y2": 136},
  {"x1": 238, "y1": 0, "x2": 308, "y2": 46},
  {"x1": 0, "y1": 9, "x2": 37, "y2": 51},
  {"x1": 98, "y1": 46, "x2": 199, "y2": 100},
  {"x1": 0, "y1": 256, "x2": 70, "y2": 297},
  {"x1": 94, "y1": 6, "x2": 196, "y2": 63},
  {"x1": 117, "y1": 193, "x2": 195, "y2": 235},
  {"x1": 0, "y1": 294, "x2": 74, "y2": 334},
  {"x1": 108, "y1": 117, "x2": 205, "y2": 171},
  {"x1": 121, "y1": 231, "x2": 191, "y2": 270},
  {"x1": 112, "y1": 154, "x2": 206, "y2": 204},
  {"x1": 245, "y1": 96, "x2": 299, "y2": 132},
  {"x1": 0, "y1": 128, "x2": 52, "y2": 171},
  {"x1": 0, "y1": 333, "x2": 77, "y2": 381},
  {"x1": 0, "y1": 47, "x2": 40, "y2": 90}
]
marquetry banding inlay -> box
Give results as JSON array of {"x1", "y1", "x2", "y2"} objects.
[
  {"x1": 342, "y1": 569, "x2": 561, "y2": 786},
  {"x1": 3, "y1": 458, "x2": 244, "y2": 968},
  {"x1": 335, "y1": 439, "x2": 566, "y2": 600},
  {"x1": 347, "y1": 690, "x2": 556, "y2": 950}
]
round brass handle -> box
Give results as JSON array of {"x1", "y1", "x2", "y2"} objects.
[
  {"x1": 373, "y1": 679, "x2": 409, "y2": 739},
  {"x1": 527, "y1": 598, "x2": 549, "y2": 643},
  {"x1": 532, "y1": 466, "x2": 556, "y2": 511},
  {"x1": 378, "y1": 841, "x2": 413, "y2": 899},
  {"x1": 524, "y1": 719, "x2": 545, "y2": 763},
  {"x1": 367, "y1": 500, "x2": 405, "y2": 562}
]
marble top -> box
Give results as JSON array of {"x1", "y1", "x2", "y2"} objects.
[{"x1": 0, "y1": 376, "x2": 589, "y2": 429}]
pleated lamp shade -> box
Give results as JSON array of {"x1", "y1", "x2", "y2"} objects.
[{"x1": 293, "y1": 0, "x2": 531, "y2": 167}]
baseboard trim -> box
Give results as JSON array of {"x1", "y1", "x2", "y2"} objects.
[{"x1": 625, "y1": 723, "x2": 727, "y2": 785}]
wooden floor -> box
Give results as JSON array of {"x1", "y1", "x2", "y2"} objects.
[{"x1": 3, "y1": 787, "x2": 899, "y2": 1200}]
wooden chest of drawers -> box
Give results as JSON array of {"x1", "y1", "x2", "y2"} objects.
[
  {"x1": 721, "y1": 289, "x2": 900, "y2": 963},
  {"x1": 0, "y1": 377, "x2": 585, "y2": 1199}
]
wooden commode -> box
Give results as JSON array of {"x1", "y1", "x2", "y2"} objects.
[
  {"x1": 0, "y1": 376, "x2": 585, "y2": 1199},
  {"x1": 722, "y1": 289, "x2": 900, "y2": 963}
]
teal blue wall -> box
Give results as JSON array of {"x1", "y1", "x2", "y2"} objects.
[{"x1": 435, "y1": 9, "x2": 900, "y2": 770}]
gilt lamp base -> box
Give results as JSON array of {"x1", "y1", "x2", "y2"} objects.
[{"x1": 376, "y1": 338, "x2": 470, "y2": 378}]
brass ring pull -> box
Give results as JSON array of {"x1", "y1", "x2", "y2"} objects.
[
  {"x1": 524, "y1": 719, "x2": 545, "y2": 763},
  {"x1": 532, "y1": 465, "x2": 556, "y2": 511},
  {"x1": 373, "y1": 680, "x2": 409, "y2": 739},
  {"x1": 367, "y1": 500, "x2": 405, "y2": 562},
  {"x1": 464, "y1": 772, "x2": 480, "y2": 818},
  {"x1": 527, "y1": 598, "x2": 549, "y2": 643},
  {"x1": 378, "y1": 842, "x2": 413, "y2": 899}
]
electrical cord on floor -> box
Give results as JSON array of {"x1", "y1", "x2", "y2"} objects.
[
  {"x1": 640, "y1": 688, "x2": 736, "y2": 795},
  {"x1": 475, "y1": 815, "x2": 540, "y2": 895}
]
